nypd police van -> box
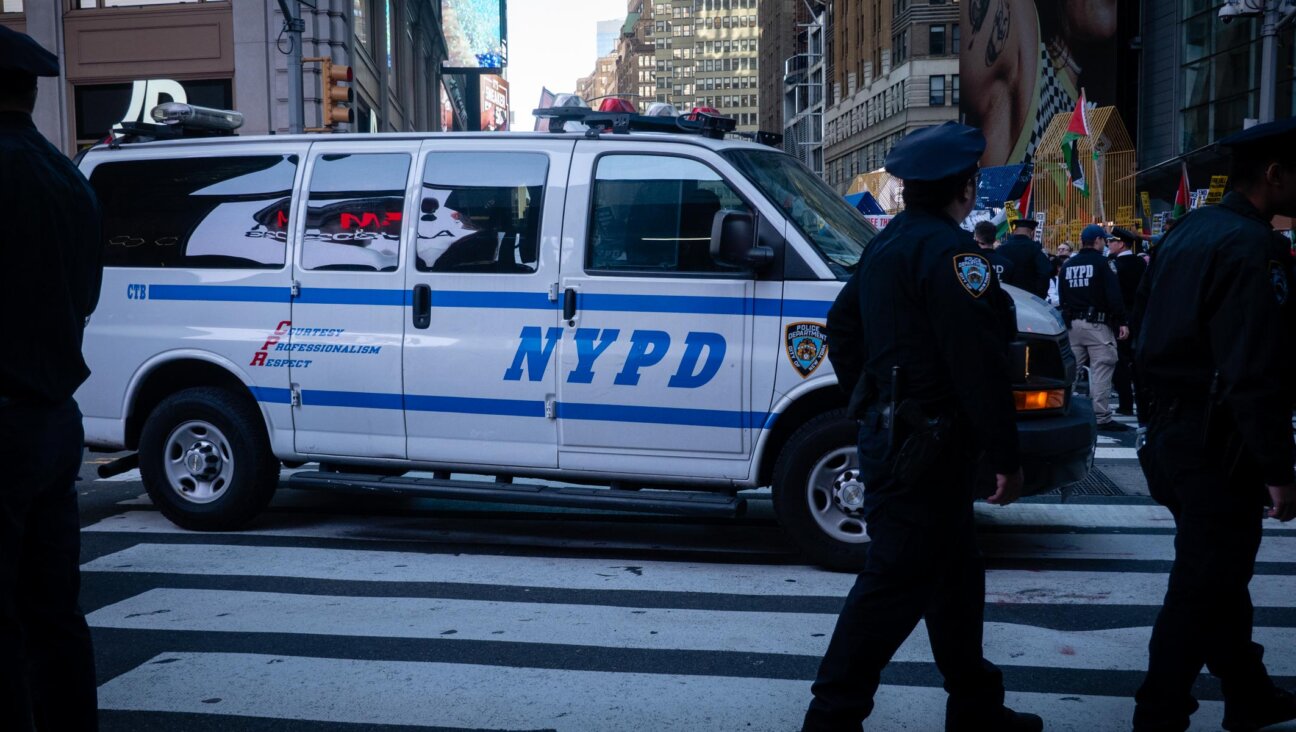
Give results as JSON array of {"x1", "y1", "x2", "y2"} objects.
[{"x1": 75, "y1": 101, "x2": 1094, "y2": 569}]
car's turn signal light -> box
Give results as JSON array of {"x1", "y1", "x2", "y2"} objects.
[{"x1": 1014, "y1": 389, "x2": 1066, "y2": 411}]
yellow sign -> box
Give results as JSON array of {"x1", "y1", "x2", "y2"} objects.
[
  {"x1": 1116, "y1": 205, "x2": 1134, "y2": 222},
  {"x1": 1205, "y1": 175, "x2": 1228, "y2": 205},
  {"x1": 1140, "y1": 191, "x2": 1153, "y2": 230},
  {"x1": 1003, "y1": 200, "x2": 1021, "y2": 223}
]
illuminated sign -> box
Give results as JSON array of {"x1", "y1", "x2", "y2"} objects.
[
  {"x1": 480, "y1": 75, "x2": 510, "y2": 131},
  {"x1": 443, "y1": 0, "x2": 508, "y2": 70}
]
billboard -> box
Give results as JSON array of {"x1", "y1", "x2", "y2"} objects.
[
  {"x1": 960, "y1": 0, "x2": 1118, "y2": 167},
  {"x1": 480, "y1": 75, "x2": 510, "y2": 131},
  {"x1": 443, "y1": 0, "x2": 508, "y2": 70}
]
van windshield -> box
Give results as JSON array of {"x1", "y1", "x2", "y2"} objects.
[{"x1": 723, "y1": 149, "x2": 876, "y2": 277}]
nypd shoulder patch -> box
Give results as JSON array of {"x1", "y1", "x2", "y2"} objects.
[
  {"x1": 952, "y1": 253, "x2": 992, "y2": 298},
  {"x1": 1271, "y1": 261, "x2": 1289, "y2": 305}
]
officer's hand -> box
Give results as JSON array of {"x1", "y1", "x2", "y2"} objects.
[
  {"x1": 988, "y1": 469, "x2": 1025, "y2": 506},
  {"x1": 1118, "y1": 326, "x2": 1131, "y2": 341},
  {"x1": 1267, "y1": 484, "x2": 1296, "y2": 522}
]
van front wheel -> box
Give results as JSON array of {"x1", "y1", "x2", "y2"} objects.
[
  {"x1": 138, "y1": 387, "x2": 279, "y2": 531},
  {"x1": 772, "y1": 409, "x2": 871, "y2": 572}
]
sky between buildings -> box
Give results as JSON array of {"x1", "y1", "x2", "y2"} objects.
[{"x1": 508, "y1": 0, "x2": 626, "y2": 130}]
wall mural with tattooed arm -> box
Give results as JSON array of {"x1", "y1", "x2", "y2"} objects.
[{"x1": 961, "y1": 0, "x2": 1119, "y2": 167}]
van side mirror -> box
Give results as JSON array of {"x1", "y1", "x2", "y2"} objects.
[{"x1": 710, "y1": 209, "x2": 773, "y2": 269}]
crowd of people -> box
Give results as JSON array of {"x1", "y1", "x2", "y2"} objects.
[{"x1": 975, "y1": 215, "x2": 1164, "y2": 431}]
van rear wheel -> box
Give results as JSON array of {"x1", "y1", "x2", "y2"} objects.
[
  {"x1": 772, "y1": 409, "x2": 871, "y2": 572},
  {"x1": 139, "y1": 386, "x2": 279, "y2": 531}
]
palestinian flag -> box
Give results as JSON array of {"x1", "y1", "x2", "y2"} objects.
[
  {"x1": 1171, "y1": 162, "x2": 1191, "y2": 219},
  {"x1": 1061, "y1": 91, "x2": 1090, "y2": 196}
]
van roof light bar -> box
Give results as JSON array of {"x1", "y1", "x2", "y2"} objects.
[{"x1": 531, "y1": 106, "x2": 737, "y2": 140}]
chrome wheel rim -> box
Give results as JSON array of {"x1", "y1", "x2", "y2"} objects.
[
  {"x1": 805, "y1": 446, "x2": 870, "y2": 544},
  {"x1": 162, "y1": 420, "x2": 234, "y2": 505}
]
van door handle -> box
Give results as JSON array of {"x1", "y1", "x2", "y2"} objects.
[
  {"x1": 562, "y1": 287, "x2": 577, "y2": 323},
  {"x1": 412, "y1": 284, "x2": 431, "y2": 329}
]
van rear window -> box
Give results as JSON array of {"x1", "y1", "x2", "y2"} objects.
[{"x1": 89, "y1": 155, "x2": 298, "y2": 269}]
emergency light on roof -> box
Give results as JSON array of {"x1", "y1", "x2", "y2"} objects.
[
  {"x1": 150, "y1": 103, "x2": 244, "y2": 132},
  {"x1": 644, "y1": 102, "x2": 678, "y2": 117},
  {"x1": 597, "y1": 98, "x2": 638, "y2": 114},
  {"x1": 532, "y1": 100, "x2": 736, "y2": 140}
]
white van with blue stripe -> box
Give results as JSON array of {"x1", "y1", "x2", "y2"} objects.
[{"x1": 77, "y1": 105, "x2": 1094, "y2": 569}]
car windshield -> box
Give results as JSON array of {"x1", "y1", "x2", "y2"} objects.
[{"x1": 723, "y1": 149, "x2": 876, "y2": 277}]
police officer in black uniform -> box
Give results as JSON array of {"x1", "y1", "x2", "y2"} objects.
[
  {"x1": 973, "y1": 220, "x2": 1015, "y2": 284},
  {"x1": 1108, "y1": 227, "x2": 1148, "y2": 418},
  {"x1": 995, "y1": 218, "x2": 1051, "y2": 298},
  {"x1": 0, "y1": 26, "x2": 101, "y2": 732},
  {"x1": 806, "y1": 122, "x2": 1041, "y2": 732},
  {"x1": 1133, "y1": 117, "x2": 1296, "y2": 732},
  {"x1": 1060, "y1": 225, "x2": 1130, "y2": 432}
]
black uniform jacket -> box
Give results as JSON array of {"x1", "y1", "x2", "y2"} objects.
[
  {"x1": 1059, "y1": 248, "x2": 1127, "y2": 326},
  {"x1": 826, "y1": 208, "x2": 1021, "y2": 474},
  {"x1": 0, "y1": 112, "x2": 103, "y2": 404},
  {"x1": 1135, "y1": 191, "x2": 1296, "y2": 486},
  {"x1": 987, "y1": 249, "x2": 1016, "y2": 286},
  {"x1": 1109, "y1": 251, "x2": 1147, "y2": 336},
  {"x1": 995, "y1": 233, "x2": 1052, "y2": 298}
]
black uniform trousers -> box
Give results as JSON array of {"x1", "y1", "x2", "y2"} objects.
[
  {"x1": 0, "y1": 399, "x2": 98, "y2": 732},
  {"x1": 1134, "y1": 399, "x2": 1276, "y2": 731},
  {"x1": 804, "y1": 419, "x2": 1003, "y2": 731},
  {"x1": 1112, "y1": 339, "x2": 1137, "y2": 415}
]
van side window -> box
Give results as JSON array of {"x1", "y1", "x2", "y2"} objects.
[
  {"x1": 90, "y1": 155, "x2": 297, "y2": 269},
  {"x1": 416, "y1": 152, "x2": 548, "y2": 274},
  {"x1": 588, "y1": 155, "x2": 748, "y2": 275},
  {"x1": 302, "y1": 153, "x2": 411, "y2": 272}
]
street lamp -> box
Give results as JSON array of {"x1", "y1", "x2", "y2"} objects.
[{"x1": 1218, "y1": 0, "x2": 1296, "y2": 124}]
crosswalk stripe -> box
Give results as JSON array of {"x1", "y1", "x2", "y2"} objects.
[
  {"x1": 1095, "y1": 447, "x2": 1138, "y2": 459},
  {"x1": 79, "y1": 511, "x2": 1296, "y2": 562},
  {"x1": 95, "y1": 651, "x2": 1234, "y2": 731},
  {"x1": 85, "y1": 588, "x2": 1296, "y2": 676},
  {"x1": 79, "y1": 543, "x2": 1296, "y2": 607},
  {"x1": 84, "y1": 505, "x2": 1296, "y2": 538}
]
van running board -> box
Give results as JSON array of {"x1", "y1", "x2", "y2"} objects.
[{"x1": 285, "y1": 471, "x2": 747, "y2": 518}]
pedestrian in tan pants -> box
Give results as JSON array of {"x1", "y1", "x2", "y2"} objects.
[{"x1": 1060, "y1": 225, "x2": 1131, "y2": 433}]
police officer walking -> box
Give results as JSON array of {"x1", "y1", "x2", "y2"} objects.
[
  {"x1": 1107, "y1": 227, "x2": 1148, "y2": 419},
  {"x1": 1132, "y1": 117, "x2": 1296, "y2": 732},
  {"x1": 1060, "y1": 225, "x2": 1130, "y2": 432},
  {"x1": 0, "y1": 26, "x2": 102, "y2": 732},
  {"x1": 995, "y1": 218, "x2": 1051, "y2": 298},
  {"x1": 807, "y1": 122, "x2": 1041, "y2": 732},
  {"x1": 973, "y1": 219, "x2": 1015, "y2": 285}
]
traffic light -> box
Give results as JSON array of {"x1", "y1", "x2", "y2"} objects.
[{"x1": 319, "y1": 58, "x2": 353, "y2": 127}]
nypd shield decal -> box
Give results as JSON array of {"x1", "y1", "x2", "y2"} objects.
[
  {"x1": 953, "y1": 253, "x2": 992, "y2": 298},
  {"x1": 785, "y1": 322, "x2": 828, "y2": 378}
]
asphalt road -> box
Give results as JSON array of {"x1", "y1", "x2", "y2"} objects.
[{"x1": 70, "y1": 419, "x2": 1296, "y2": 731}]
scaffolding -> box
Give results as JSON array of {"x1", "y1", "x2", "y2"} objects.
[{"x1": 1033, "y1": 106, "x2": 1137, "y2": 251}]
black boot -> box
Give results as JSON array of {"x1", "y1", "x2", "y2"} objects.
[
  {"x1": 1222, "y1": 688, "x2": 1296, "y2": 732},
  {"x1": 946, "y1": 706, "x2": 1043, "y2": 732}
]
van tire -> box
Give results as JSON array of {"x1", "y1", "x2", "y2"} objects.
[
  {"x1": 138, "y1": 386, "x2": 279, "y2": 531},
  {"x1": 772, "y1": 409, "x2": 871, "y2": 572}
]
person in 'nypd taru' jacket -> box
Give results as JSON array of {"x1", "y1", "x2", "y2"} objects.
[
  {"x1": 1059, "y1": 224, "x2": 1130, "y2": 433},
  {"x1": 808, "y1": 122, "x2": 1041, "y2": 732}
]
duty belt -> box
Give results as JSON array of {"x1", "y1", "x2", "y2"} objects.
[{"x1": 1063, "y1": 307, "x2": 1109, "y2": 325}]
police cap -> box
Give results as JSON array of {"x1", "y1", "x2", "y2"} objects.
[
  {"x1": 1011, "y1": 219, "x2": 1039, "y2": 230},
  {"x1": 1110, "y1": 226, "x2": 1141, "y2": 245},
  {"x1": 1217, "y1": 116, "x2": 1296, "y2": 150},
  {"x1": 0, "y1": 25, "x2": 59, "y2": 78},
  {"x1": 884, "y1": 122, "x2": 986, "y2": 182},
  {"x1": 1081, "y1": 224, "x2": 1109, "y2": 244}
]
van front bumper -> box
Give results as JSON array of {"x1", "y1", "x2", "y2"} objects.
[{"x1": 1017, "y1": 398, "x2": 1098, "y2": 495}]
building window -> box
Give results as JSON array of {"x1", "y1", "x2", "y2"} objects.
[
  {"x1": 951, "y1": 23, "x2": 960, "y2": 52},
  {"x1": 354, "y1": 0, "x2": 377, "y2": 52},
  {"x1": 2, "y1": 0, "x2": 22, "y2": 12},
  {"x1": 929, "y1": 75, "x2": 945, "y2": 106},
  {"x1": 929, "y1": 24, "x2": 945, "y2": 55},
  {"x1": 952, "y1": 74, "x2": 960, "y2": 105}
]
